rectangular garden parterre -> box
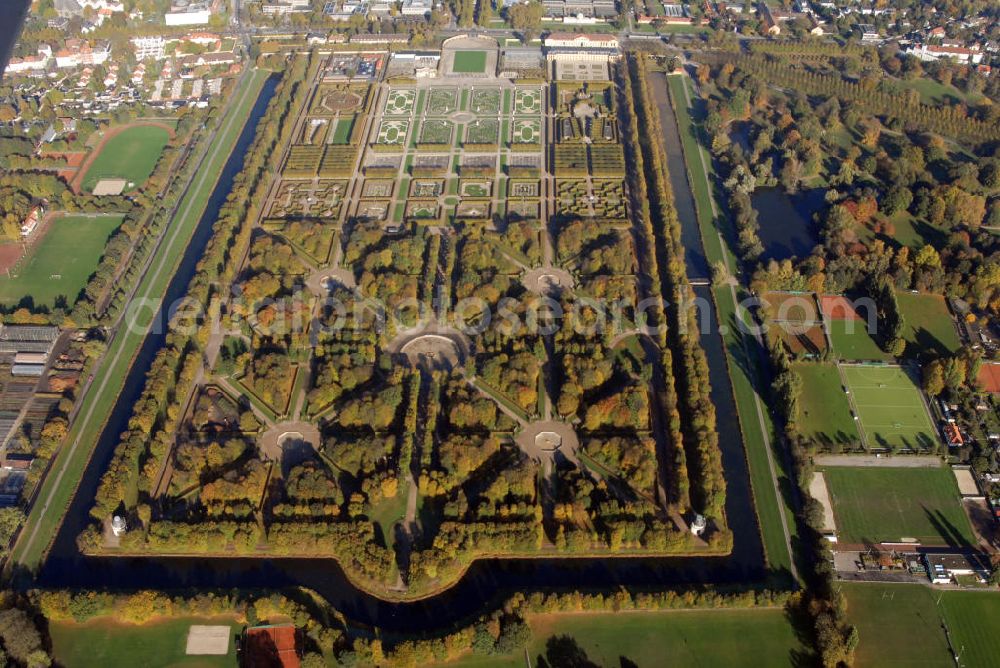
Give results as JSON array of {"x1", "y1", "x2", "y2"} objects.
[{"x1": 80, "y1": 60, "x2": 733, "y2": 601}]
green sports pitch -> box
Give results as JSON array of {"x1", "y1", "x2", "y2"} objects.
[
  {"x1": 452, "y1": 50, "x2": 488, "y2": 74},
  {"x1": 793, "y1": 362, "x2": 860, "y2": 446},
  {"x1": 0, "y1": 215, "x2": 122, "y2": 308},
  {"x1": 842, "y1": 364, "x2": 936, "y2": 451},
  {"x1": 81, "y1": 125, "x2": 170, "y2": 193},
  {"x1": 823, "y1": 466, "x2": 974, "y2": 546},
  {"x1": 844, "y1": 583, "x2": 1000, "y2": 668}
]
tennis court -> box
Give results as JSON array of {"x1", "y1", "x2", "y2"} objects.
[{"x1": 842, "y1": 364, "x2": 937, "y2": 451}]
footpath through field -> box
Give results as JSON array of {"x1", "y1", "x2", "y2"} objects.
[{"x1": 9, "y1": 69, "x2": 270, "y2": 572}]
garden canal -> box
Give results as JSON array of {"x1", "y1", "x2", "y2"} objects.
[{"x1": 31, "y1": 71, "x2": 770, "y2": 632}]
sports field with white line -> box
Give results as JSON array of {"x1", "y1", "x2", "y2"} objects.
[{"x1": 842, "y1": 364, "x2": 936, "y2": 451}]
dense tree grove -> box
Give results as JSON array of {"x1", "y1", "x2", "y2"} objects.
[
  {"x1": 696, "y1": 57, "x2": 1000, "y2": 319},
  {"x1": 626, "y1": 55, "x2": 727, "y2": 522}
]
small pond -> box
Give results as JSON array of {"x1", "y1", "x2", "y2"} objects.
[{"x1": 751, "y1": 187, "x2": 825, "y2": 261}]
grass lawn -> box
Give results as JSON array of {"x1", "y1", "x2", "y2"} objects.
[
  {"x1": 10, "y1": 69, "x2": 270, "y2": 572},
  {"x1": 899, "y1": 77, "x2": 977, "y2": 107},
  {"x1": 82, "y1": 125, "x2": 170, "y2": 192},
  {"x1": 51, "y1": 616, "x2": 239, "y2": 668},
  {"x1": 844, "y1": 583, "x2": 1000, "y2": 668},
  {"x1": 369, "y1": 482, "x2": 409, "y2": 549},
  {"x1": 793, "y1": 362, "x2": 860, "y2": 447},
  {"x1": 887, "y1": 212, "x2": 945, "y2": 249},
  {"x1": 896, "y1": 292, "x2": 962, "y2": 358},
  {"x1": 841, "y1": 583, "x2": 953, "y2": 668},
  {"x1": 828, "y1": 319, "x2": 890, "y2": 361},
  {"x1": 452, "y1": 50, "x2": 487, "y2": 74},
  {"x1": 822, "y1": 466, "x2": 974, "y2": 546},
  {"x1": 938, "y1": 589, "x2": 1000, "y2": 668},
  {"x1": 329, "y1": 116, "x2": 354, "y2": 144},
  {"x1": 841, "y1": 364, "x2": 936, "y2": 451},
  {"x1": 448, "y1": 608, "x2": 806, "y2": 667},
  {"x1": 0, "y1": 215, "x2": 121, "y2": 308}
]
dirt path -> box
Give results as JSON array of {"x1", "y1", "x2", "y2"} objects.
[{"x1": 814, "y1": 454, "x2": 942, "y2": 468}]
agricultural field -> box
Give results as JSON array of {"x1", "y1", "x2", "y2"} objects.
[
  {"x1": 792, "y1": 362, "x2": 859, "y2": 447},
  {"x1": 0, "y1": 214, "x2": 122, "y2": 308},
  {"x1": 81, "y1": 125, "x2": 170, "y2": 193},
  {"x1": 841, "y1": 364, "x2": 937, "y2": 451},
  {"x1": 821, "y1": 466, "x2": 974, "y2": 545}
]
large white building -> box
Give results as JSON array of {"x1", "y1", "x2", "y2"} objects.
[
  {"x1": 543, "y1": 32, "x2": 619, "y2": 49},
  {"x1": 4, "y1": 46, "x2": 52, "y2": 75},
  {"x1": 54, "y1": 0, "x2": 125, "y2": 17},
  {"x1": 401, "y1": 0, "x2": 434, "y2": 16},
  {"x1": 131, "y1": 35, "x2": 167, "y2": 61},
  {"x1": 906, "y1": 43, "x2": 984, "y2": 65},
  {"x1": 541, "y1": 0, "x2": 616, "y2": 21},
  {"x1": 54, "y1": 39, "x2": 111, "y2": 68},
  {"x1": 261, "y1": 0, "x2": 312, "y2": 14},
  {"x1": 165, "y1": 1, "x2": 211, "y2": 25}
]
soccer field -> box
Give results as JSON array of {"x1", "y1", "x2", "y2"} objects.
[
  {"x1": 452, "y1": 50, "x2": 487, "y2": 73},
  {"x1": 793, "y1": 362, "x2": 860, "y2": 446},
  {"x1": 81, "y1": 125, "x2": 170, "y2": 192},
  {"x1": 842, "y1": 364, "x2": 936, "y2": 451},
  {"x1": 822, "y1": 466, "x2": 974, "y2": 546},
  {"x1": 0, "y1": 215, "x2": 122, "y2": 308},
  {"x1": 843, "y1": 583, "x2": 1000, "y2": 668}
]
